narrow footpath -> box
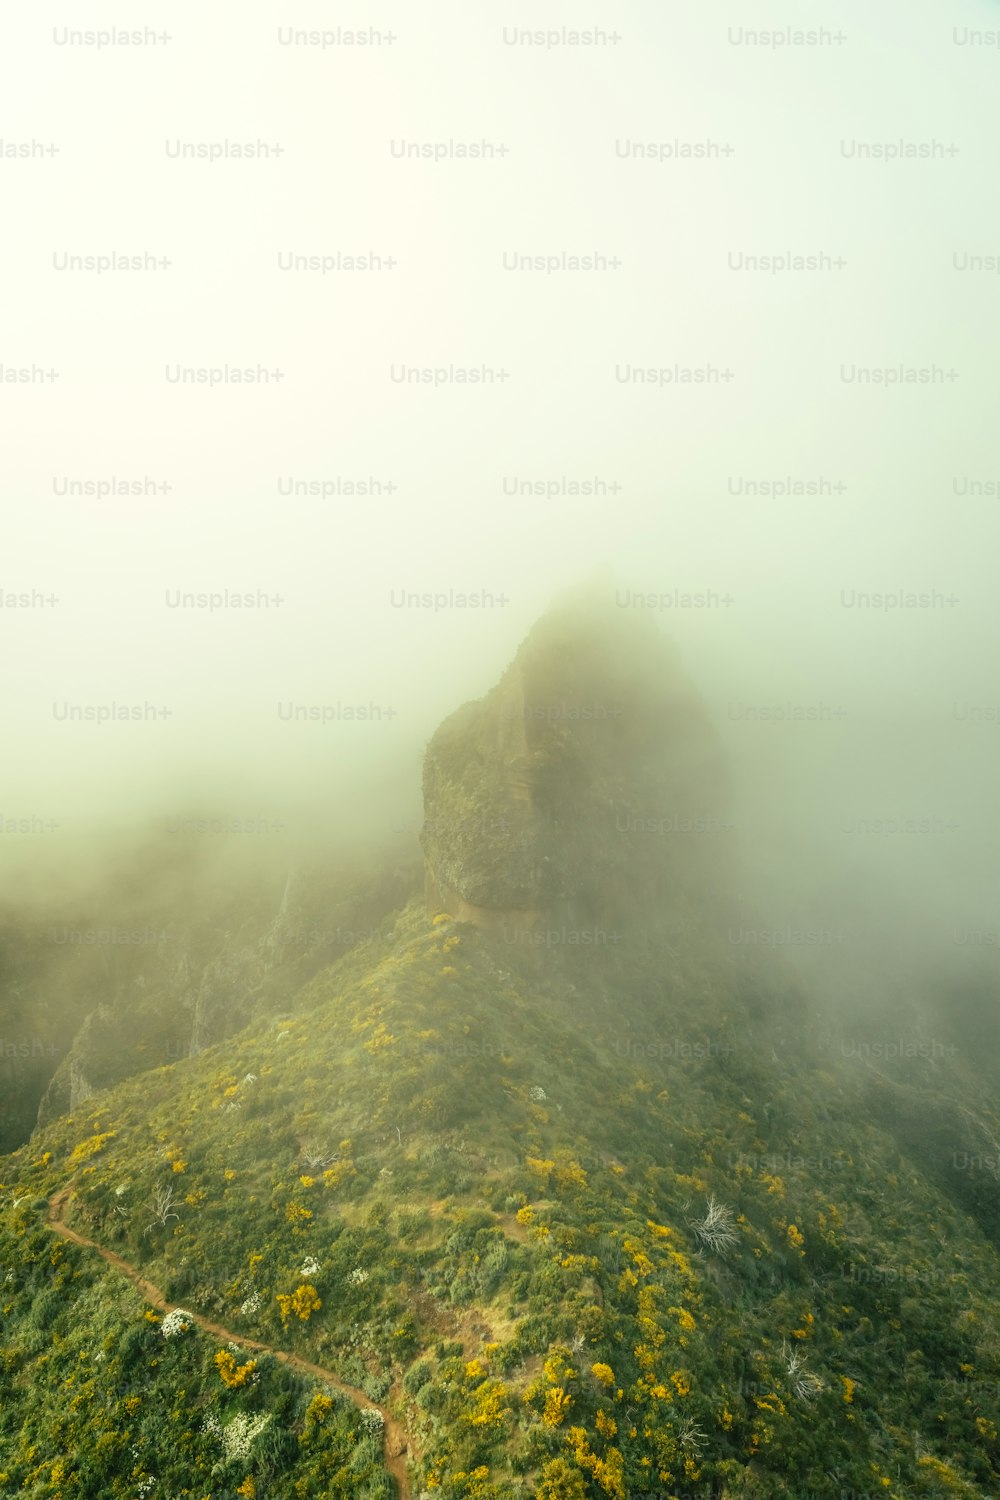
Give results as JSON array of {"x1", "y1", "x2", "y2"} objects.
[{"x1": 46, "y1": 1184, "x2": 412, "y2": 1498}]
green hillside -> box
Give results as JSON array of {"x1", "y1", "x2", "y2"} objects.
[
  {"x1": 2, "y1": 595, "x2": 999, "y2": 1499},
  {"x1": 2, "y1": 899, "x2": 999, "y2": 1499}
]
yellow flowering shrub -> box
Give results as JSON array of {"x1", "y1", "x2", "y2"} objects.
[
  {"x1": 536, "y1": 1458, "x2": 588, "y2": 1499},
  {"x1": 363, "y1": 1023, "x2": 396, "y2": 1053},
  {"x1": 276, "y1": 1282, "x2": 322, "y2": 1326},
  {"x1": 304, "y1": 1393, "x2": 334, "y2": 1426},
  {"x1": 322, "y1": 1161, "x2": 356, "y2": 1190},
  {"x1": 564, "y1": 1427, "x2": 625, "y2": 1499},
  {"x1": 543, "y1": 1354, "x2": 576, "y2": 1385},
  {"x1": 542, "y1": 1387, "x2": 573, "y2": 1426},
  {"x1": 68, "y1": 1132, "x2": 116, "y2": 1165},
  {"x1": 553, "y1": 1157, "x2": 588, "y2": 1191},
  {"x1": 215, "y1": 1350, "x2": 257, "y2": 1388},
  {"x1": 595, "y1": 1409, "x2": 617, "y2": 1438},
  {"x1": 467, "y1": 1379, "x2": 513, "y2": 1429}
]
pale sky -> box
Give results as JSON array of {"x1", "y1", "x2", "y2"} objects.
[{"x1": 3, "y1": 0, "x2": 999, "y2": 963}]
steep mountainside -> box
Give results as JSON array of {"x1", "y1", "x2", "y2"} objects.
[
  {"x1": 0, "y1": 844, "x2": 420, "y2": 1155},
  {"x1": 1, "y1": 594, "x2": 999, "y2": 1500}
]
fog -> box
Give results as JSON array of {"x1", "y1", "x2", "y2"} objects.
[{"x1": 3, "y1": 0, "x2": 999, "y2": 1025}]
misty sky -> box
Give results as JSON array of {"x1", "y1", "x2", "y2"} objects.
[{"x1": 3, "y1": 0, "x2": 999, "y2": 963}]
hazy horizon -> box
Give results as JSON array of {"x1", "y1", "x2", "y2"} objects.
[{"x1": 4, "y1": 0, "x2": 999, "y2": 996}]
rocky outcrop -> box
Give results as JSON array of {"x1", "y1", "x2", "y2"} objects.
[{"x1": 421, "y1": 583, "x2": 739, "y2": 940}]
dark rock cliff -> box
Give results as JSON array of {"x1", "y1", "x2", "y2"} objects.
[{"x1": 421, "y1": 585, "x2": 740, "y2": 941}]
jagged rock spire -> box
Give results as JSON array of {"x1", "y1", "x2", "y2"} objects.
[{"x1": 421, "y1": 581, "x2": 736, "y2": 937}]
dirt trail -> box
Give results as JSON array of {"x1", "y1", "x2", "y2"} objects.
[{"x1": 46, "y1": 1184, "x2": 412, "y2": 1498}]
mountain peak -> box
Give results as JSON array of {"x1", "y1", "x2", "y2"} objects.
[{"x1": 421, "y1": 589, "x2": 736, "y2": 937}]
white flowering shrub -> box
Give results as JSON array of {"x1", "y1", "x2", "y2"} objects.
[
  {"x1": 160, "y1": 1308, "x2": 194, "y2": 1338},
  {"x1": 203, "y1": 1410, "x2": 271, "y2": 1463},
  {"x1": 300, "y1": 1256, "x2": 320, "y2": 1278},
  {"x1": 239, "y1": 1290, "x2": 262, "y2": 1316},
  {"x1": 347, "y1": 1267, "x2": 369, "y2": 1286},
  {"x1": 222, "y1": 1411, "x2": 270, "y2": 1463},
  {"x1": 360, "y1": 1407, "x2": 384, "y2": 1433},
  {"x1": 529, "y1": 1086, "x2": 547, "y2": 1102}
]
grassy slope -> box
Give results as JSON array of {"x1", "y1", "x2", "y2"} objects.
[{"x1": 1, "y1": 901, "x2": 999, "y2": 1499}]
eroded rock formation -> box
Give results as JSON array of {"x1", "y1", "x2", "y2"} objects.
[{"x1": 421, "y1": 584, "x2": 738, "y2": 940}]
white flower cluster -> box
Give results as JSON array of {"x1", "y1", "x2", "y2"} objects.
[
  {"x1": 201, "y1": 1409, "x2": 270, "y2": 1462},
  {"x1": 137, "y1": 1476, "x2": 156, "y2": 1497},
  {"x1": 239, "y1": 1290, "x2": 262, "y2": 1316},
  {"x1": 300, "y1": 1256, "x2": 320, "y2": 1277},
  {"x1": 529, "y1": 1086, "x2": 547, "y2": 1102},
  {"x1": 347, "y1": 1267, "x2": 369, "y2": 1286},
  {"x1": 360, "y1": 1407, "x2": 384, "y2": 1433},
  {"x1": 160, "y1": 1308, "x2": 194, "y2": 1338},
  {"x1": 221, "y1": 1412, "x2": 271, "y2": 1463}
]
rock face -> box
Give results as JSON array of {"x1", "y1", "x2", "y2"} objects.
[
  {"x1": 421, "y1": 586, "x2": 738, "y2": 939},
  {"x1": 19, "y1": 848, "x2": 421, "y2": 1147}
]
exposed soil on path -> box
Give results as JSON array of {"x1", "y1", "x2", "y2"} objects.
[{"x1": 46, "y1": 1183, "x2": 413, "y2": 1498}]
